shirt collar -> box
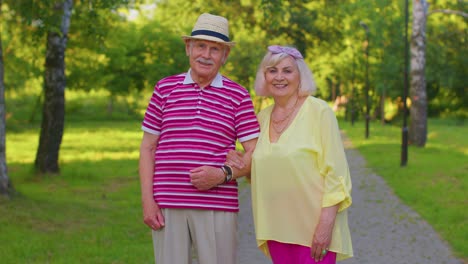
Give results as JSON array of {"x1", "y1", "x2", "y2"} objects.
[{"x1": 183, "y1": 69, "x2": 224, "y2": 88}]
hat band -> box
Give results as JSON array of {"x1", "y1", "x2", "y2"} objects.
[{"x1": 191, "y1": 30, "x2": 230, "y2": 42}]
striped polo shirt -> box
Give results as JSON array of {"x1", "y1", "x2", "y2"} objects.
[{"x1": 142, "y1": 70, "x2": 260, "y2": 212}]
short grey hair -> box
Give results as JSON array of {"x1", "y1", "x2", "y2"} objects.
[{"x1": 254, "y1": 50, "x2": 317, "y2": 97}]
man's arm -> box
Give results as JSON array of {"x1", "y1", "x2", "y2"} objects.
[{"x1": 139, "y1": 132, "x2": 165, "y2": 229}]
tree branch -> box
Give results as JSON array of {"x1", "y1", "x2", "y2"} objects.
[{"x1": 428, "y1": 9, "x2": 468, "y2": 18}]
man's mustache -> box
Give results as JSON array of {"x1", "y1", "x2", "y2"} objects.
[{"x1": 196, "y1": 58, "x2": 214, "y2": 65}]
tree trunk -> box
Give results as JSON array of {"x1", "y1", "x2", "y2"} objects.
[
  {"x1": 34, "y1": 0, "x2": 73, "y2": 174},
  {"x1": 380, "y1": 90, "x2": 385, "y2": 125},
  {"x1": 331, "y1": 80, "x2": 337, "y2": 102},
  {"x1": 0, "y1": 0, "x2": 14, "y2": 198},
  {"x1": 409, "y1": 0, "x2": 428, "y2": 147}
]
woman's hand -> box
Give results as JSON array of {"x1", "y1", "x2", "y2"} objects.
[
  {"x1": 225, "y1": 150, "x2": 246, "y2": 170},
  {"x1": 310, "y1": 219, "x2": 333, "y2": 261},
  {"x1": 310, "y1": 205, "x2": 338, "y2": 262}
]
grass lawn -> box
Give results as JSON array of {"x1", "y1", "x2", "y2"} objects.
[
  {"x1": 1, "y1": 119, "x2": 155, "y2": 263},
  {"x1": 340, "y1": 117, "x2": 467, "y2": 261}
]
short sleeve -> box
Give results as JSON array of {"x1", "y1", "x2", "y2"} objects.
[
  {"x1": 234, "y1": 93, "x2": 260, "y2": 143},
  {"x1": 141, "y1": 84, "x2": 164, "y2": 135}
]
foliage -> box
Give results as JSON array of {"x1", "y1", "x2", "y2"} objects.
[
  {"x1": 1, "y1": 0, "x2": 466, "y2": 117},
  {"x1": 1, "y1": 3, "x2": 44, "y2": 90},
  {"x1": 425, "y1": 1, "x2": 467, "y2": 118}
]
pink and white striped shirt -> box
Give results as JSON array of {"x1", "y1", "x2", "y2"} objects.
[{"x1": 142, "y1": 71, "x2": 260, "y2": 212}]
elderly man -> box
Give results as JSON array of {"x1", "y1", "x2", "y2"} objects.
[{"x1": 139, "y1": 13, "x2": 260, "y2": 264}]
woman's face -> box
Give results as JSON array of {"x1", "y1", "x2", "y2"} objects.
[{"x1": 264, "y1": 56, "x2": 300, "y2": 98}]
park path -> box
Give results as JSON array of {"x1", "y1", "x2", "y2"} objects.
[{"x1": 236, "y1": 135, "x2": 464, "y2": 264}]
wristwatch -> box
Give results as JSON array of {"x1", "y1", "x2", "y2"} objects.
[{"x1": 222, "y1": 164, "x2": 233, "y2": 183}]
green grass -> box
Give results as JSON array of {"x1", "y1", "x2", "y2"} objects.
[
  {"x1": 340, "y1": 118, "x2": 467, "y2": 260},
  {"x1": 1, "y1": 89, "x2": 155, "y2": 263},
  {"x1": 1, "y1": 120, "x2": 155, "y2": 264}
]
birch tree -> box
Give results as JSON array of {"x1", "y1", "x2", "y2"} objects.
[
  {"x1": 409, "y1": 0, "x2": 467, "y2": 146},
  {"x1": 409, "y1": 0, "x2": 429, "y2": 146},
  {"x1": 0, "y1": 0, "x2": 14, "y2": 197},
  {"x1": 34, "y1": 0, "x2": 73, "y2": 174}
]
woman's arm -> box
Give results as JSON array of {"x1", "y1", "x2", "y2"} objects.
[{"x1": 310, "y1": 205, "x2": 339, "y2": 262}]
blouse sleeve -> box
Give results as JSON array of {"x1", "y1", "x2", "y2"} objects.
[{"x1": 318, "y1": 106, "x2": 352, "y2": 212}]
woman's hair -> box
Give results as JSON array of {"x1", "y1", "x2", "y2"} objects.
[{"x1": 254, "y1": 47, "x2": 317, "y2": 97}]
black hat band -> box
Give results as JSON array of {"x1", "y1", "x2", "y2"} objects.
[{"x1": 191, "y1": 30, "x2": 230, "y2": 42}]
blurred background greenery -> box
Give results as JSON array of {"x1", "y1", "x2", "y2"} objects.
[
  {"x1": 2, "y1": 0, "x2": 466, "y2": 122},
  {"x1": 1, "y1": 0, "x2": 466, "y2": 263}
]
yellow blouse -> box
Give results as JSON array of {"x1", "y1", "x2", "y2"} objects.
[{"x1": 251, "y1": 96, "x2": 353, "y2": 261}]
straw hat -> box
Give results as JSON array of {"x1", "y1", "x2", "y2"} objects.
[{"x1": 182, "y1": 13, "x2": 235, "y2": 47}]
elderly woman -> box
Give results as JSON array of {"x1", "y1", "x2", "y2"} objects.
[{"x1": 229, "y1": 45, "x2": 353, "y2": 264}]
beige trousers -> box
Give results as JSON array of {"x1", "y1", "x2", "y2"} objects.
[{"x1": 152, "y1": 208, "x2": 238, "y2": 264}]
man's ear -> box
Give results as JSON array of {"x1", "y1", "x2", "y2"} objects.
[
  {"x1": 222, "y1": 47, "x2": 231, "y2": 64},
  {"x1": 185, "y1": 40, "x2": 191, "y2": 56}
]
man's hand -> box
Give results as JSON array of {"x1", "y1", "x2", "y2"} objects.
[
  {"x1": 142, "y1": 199, "x2": 165, "y2": 230},
  {"x1": 190, "y1": 166, "x2": 225, "y2": 190}
]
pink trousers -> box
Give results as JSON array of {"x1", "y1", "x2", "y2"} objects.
[{"x1": 267, "y1": 240, "x2": 337, "y2": 264}]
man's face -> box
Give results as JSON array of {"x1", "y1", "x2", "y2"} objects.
[{"x1": 185, "y1": 39, "x2": 230, "y2": 82}]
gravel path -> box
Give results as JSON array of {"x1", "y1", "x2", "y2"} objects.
[{"x1": 236, "y1": 135, "x2": 464, "y2": 264}]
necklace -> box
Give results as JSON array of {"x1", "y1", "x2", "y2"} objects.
[
  {"x1": 270, "y1": 96, "x2": 300, "y2": 134},
  {"x1": 271, "y1": 119, "x2": 292, "y2": 134},
  {"x1": 271, "y1": 96, "x2": 299, "y2": 124}
]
